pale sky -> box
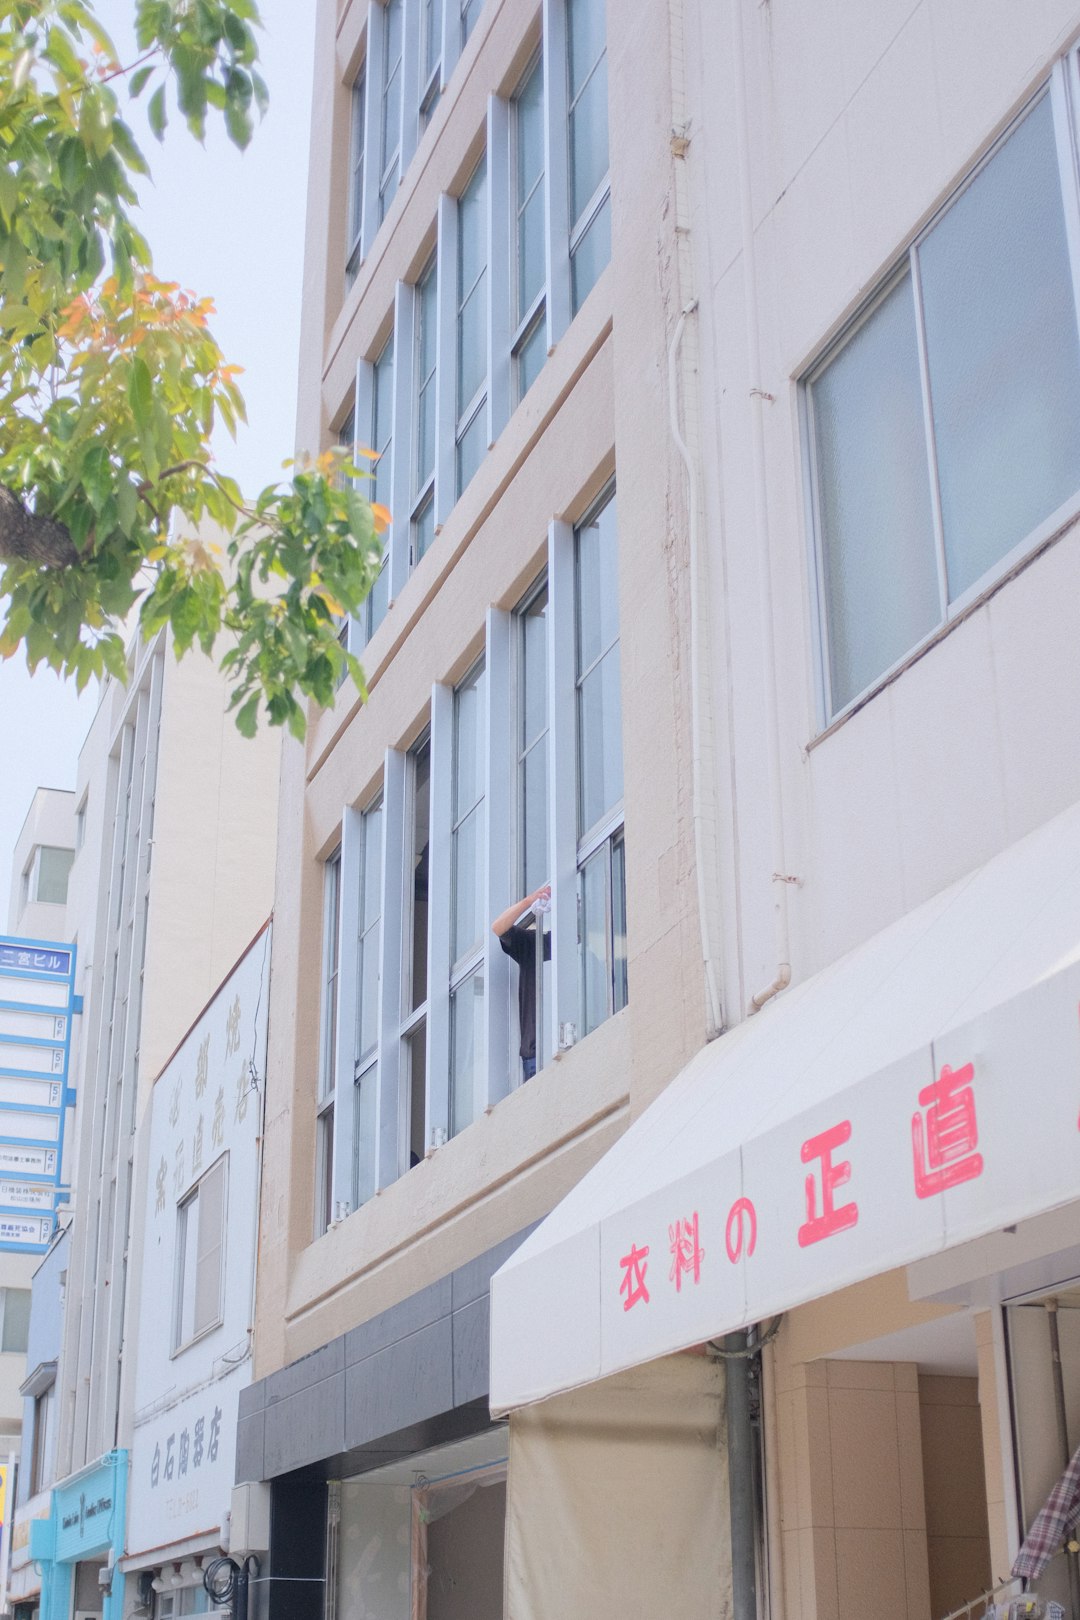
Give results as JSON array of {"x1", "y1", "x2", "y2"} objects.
[{"x1": 0, "y1": 0, "x2": 316, "y2": 904}]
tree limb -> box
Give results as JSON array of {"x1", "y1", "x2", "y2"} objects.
[{"x1": 0, "y1": 486, "x2": 79, "y2": 568}]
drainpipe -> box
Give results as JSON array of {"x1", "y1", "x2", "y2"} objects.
[
  {"x1": 725, "y1": 1331, "x2": 759, "y2": 1620},
  {"x1": 666, "y1": 0, "x2": 725, "y2": 1042},
  {"x1": 728, "y1": 0, "x2": 792, "y2": 1015}
]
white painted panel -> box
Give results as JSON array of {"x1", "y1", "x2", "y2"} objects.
[{"x1": 0, "y1": 1009, "x2": 66, "y2": 1043}]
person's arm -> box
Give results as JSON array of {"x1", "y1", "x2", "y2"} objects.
[{"x1": 492, "y1": 883, "x2": 551, "y2": 937}]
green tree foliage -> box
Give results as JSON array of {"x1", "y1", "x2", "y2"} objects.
[{"x1": 0, "y1": 0, "x2": 384, "y2": 736}]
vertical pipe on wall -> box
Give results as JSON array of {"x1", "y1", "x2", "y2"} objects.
[
  {"x1": 725, "y1": 1333, "x2": 759, "y2": 1620},
  {"x1": 728, "y1": 0, "x2": 792, "y2": 1014}
]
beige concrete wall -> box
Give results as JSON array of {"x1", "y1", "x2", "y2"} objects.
[
  {"x1": 772, "y1": 1352, "x2": 931, "y2": 1620},
  {"x1": 258, "y1": 0, "x2": 708, "y2": 1376},
  {"x1": 919, "y1": 1375, "x2": 991, "y2": 1616},
  {"x1": 139, "y1": 644, "x2": 279, "y2": 1090}
]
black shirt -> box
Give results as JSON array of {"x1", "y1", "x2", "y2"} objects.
[{"x1": 499, "y1": 922, "x2": 550, "y2": 1061}]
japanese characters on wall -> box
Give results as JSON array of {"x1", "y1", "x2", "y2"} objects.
[
  {"x1": 127, "y1": 925, "x2": 270, "y2": 1563},
  {"x1": 0, "y1": 937, "x2": 78, "y2": 1252}
]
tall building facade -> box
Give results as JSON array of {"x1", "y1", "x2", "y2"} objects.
[
  {"x1": 491, "y1": 6, "x2": 1080, "y2": 1620},
  {"x1": 239, "y1": 0, "x2": 730, "y2": 1616},
  {"x1": 9, "y1": 634, "x2": 279, "y2": 1620}
]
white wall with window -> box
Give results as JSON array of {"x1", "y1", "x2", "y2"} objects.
[
  {"x1": 804, "y1": 72, "x2": 1080, "y2": 724},
  {"x1": 126, "y1": 928, "x2": 270, "y2": 1574},
  {"x1": 317, "y1": 485, "x2": 626, "y2": 1231},
  {"x1": 337, "y1": 0, "x2": 611, "y2": 658}
]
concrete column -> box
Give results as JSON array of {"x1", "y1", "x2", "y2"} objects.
[{"x1": 772, "y1": 1351, "x2": 931, "y2": 1620}]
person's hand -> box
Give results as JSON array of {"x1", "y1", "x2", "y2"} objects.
[{"x1": 532, "y1": 883, "x2": 551, "y2": 911}]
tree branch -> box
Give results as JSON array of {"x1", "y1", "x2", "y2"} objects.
[{"x1": 0, "y1": 486, "x2": 79, "y2": 568}]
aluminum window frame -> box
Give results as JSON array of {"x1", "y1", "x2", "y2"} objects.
[
  {"x1": 411, "y1": 253, "x2": 440, "y2": 565},
  {"x1": 346, "y1": 68, "x2": 367, "y2": 279},
  {"x1": 803, "y1": 66, "x2": 1080, "y2": 729},
  {"x1": 315, "y1": 848, "x2": 341, "y2": 1236},
  {"x1": 455, "y1": 153, "x2": 490, "y2": 499},
  {"x1": 172, "y1": 1153, "x2": 228, "y2": 1354},
  {"x1": 378, "y1": 0, "x2": 406, "y2": 224}
]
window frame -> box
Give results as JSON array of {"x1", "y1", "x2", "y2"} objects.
[
  {"x1": 353, "y1": 793, "x2": 384, "y2": 1209},
  {"x1": 571, "y1": 483, "x2": 626, "y2": 1038},
  {"x1": 172, "y1": 1153, "x2": 227, "y2": 1354},
  {"x1": 411, "y1": 253, "x2": 439, "y2": 565},
  {"x1": 315, "y1": 849, "x2": 341, "y2": 1237},
  {"x1": 455, "y1": 153, "x2": 490, "y2": 499},
  {"x1": 802, "y1": 67, "x2": 1080, "y2": 728},
  {"x1": 511, "y1": 50, "x2": 547, "y2": 405},
  {"x1": 347, "y1": 67, "x2": 367, "y2": 278}
]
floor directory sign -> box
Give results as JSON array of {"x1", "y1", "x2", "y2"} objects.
[{"x1": 0, "y1": 937, "x2": 78, "y2": 1251}]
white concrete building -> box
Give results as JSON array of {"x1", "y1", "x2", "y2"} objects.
[
  {"x1": 122, "y1": 924, "x2": 270, "y2": 1613},
  {"x1": 11, "y1": 632, "x2": 279, "y2": 1620},
  {"x1": 492, "y1": 7, "x2": 1080, "y2": 1620}
]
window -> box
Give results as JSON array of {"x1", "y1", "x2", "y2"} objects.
[
  {"x1": 379, "y1": 0, "x2": 404, "y2": 223},
  {"x1": 450, "y1": 662, "x2": 486, "y2": 1136},
  {"x1": 806, "y1": 82, "x2": 1080, "y2": 719},
  {"x1": 174, "y1": 1156, "x2": 226, "y2": 1350},
  {"x1": 316, "y1": 851, "x2": 341, "y2": 1237},
  {"x1": 366, "y1": 335, "x2": 394, "y2": 641},
  {"x1": 456, "y1": 158, "x2": 488, "y2": 497},
  {"x1": 566, "y1": 0, "x2": 610, "y2": 313},
  {"x1": 460, "y1": 0, "x2": 482, "y2": 47},
  {"x1": 575, "y1": 489, "x2": 626, "y2": 1035},
  {"x1": 154, "y1": 1587, "x2": 211, "y2": 1617},
  {"x1": 412, "y1": 258, "x2": 438, "y2": 563},
  {"x1": 354, "y1": 799, "x2": 383, "y2": 1207},
  {"x1": 335, "y1": 412, "x2": 357, "y2": 668},
  {"x1": 30, "y1": 1385, "x2": 52, "y2": 1496},
  {"x1": 515, "y1": 582, "x2": 552, "y2": 1073},
  {"x1": 25, "y1": 846, "x2": 74, "y2": 907},
  {"x1": 0, "y1": 1288, "x2": 30, "y2": 1353},
  {"x1": 513, "y1": 55, "x2": 546, "y2": 403},
  {"x1": 347, "y1": 70, "x2": 366, "y2": 277},
  {"x1": 404, "y1": 738, "x2": 431, "y2": 1164},
  {"x1": 420, "y1": 0, "x2": 443, "y2": 126},
  {"x1": 335, "y1": 6, "x2": 615, "y2": 572},
  {"x1": 314, "y1": 489, "x2": 630, "y2": 1200}
]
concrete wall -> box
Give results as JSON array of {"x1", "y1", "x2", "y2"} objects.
[
  {"x1": 684, "y1": 0, "x2": 1080, "y2": 1022},
  {"x1": 257, "y1": 0, "x2": 706, "y2": 1378},
  {"x1": 7, "y1": 787, "x2": 76, "y2": 937},
  {"x1": 919, "y1": 1375, "x2": 991, "y2": 1616}
]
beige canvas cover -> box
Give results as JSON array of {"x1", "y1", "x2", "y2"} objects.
[{"x1": 504, "y1": 1353, "x2": 730, "y2": 1620}]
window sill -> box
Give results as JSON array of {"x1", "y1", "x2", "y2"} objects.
[{"x1": 808, "y1": 498, "x2": 1080, "y2": 751}]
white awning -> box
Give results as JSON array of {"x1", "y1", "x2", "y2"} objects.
[{"x1": 490, "y1": 799, "x2": 1080, "y2": 1413}]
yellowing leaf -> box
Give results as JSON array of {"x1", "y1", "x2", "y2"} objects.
[{"x1": 371, "y1": 502, "x2": 391, "y2": 534}]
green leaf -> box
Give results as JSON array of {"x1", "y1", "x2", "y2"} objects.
[
  {"x1": 148, "y1": 83, "x2": 167, "y2": 140},
  {"x1": 129, "y1": 64, "x2": 155, "y2": 98},
  {"x1": 0, "y1": 169, "x2": 17, "y2": 229},
  {"x1": 233, "y1": 692, "x2": 260, "y2": 737},
  {"x1": 127, "y1": 355, "x2": 153, "y2": 423}
]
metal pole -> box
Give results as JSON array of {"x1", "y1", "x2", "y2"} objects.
[
  {"x1": 726, "y1": 1332, "x2": 758, "y2": 1620},
  {"x1": 1045, "y1": 1300, "x2": 1080, "y2": 1620}
]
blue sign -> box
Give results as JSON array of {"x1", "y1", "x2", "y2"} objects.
[{"x1": 0, "y1": 934, "x2": 78, "y2": 1252}]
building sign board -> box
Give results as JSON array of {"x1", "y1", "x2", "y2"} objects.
[
  {"x1": 0, "y1": 934, "x2": 78, "y2": 1251},
  {"x1": 589, "y1": 958, "x2": 1080, "y2": 1377}
]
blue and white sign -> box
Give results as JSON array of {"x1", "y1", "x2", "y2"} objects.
[{"x1": 0, "y1": 934, "x2": 78, "y2": 1252}]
